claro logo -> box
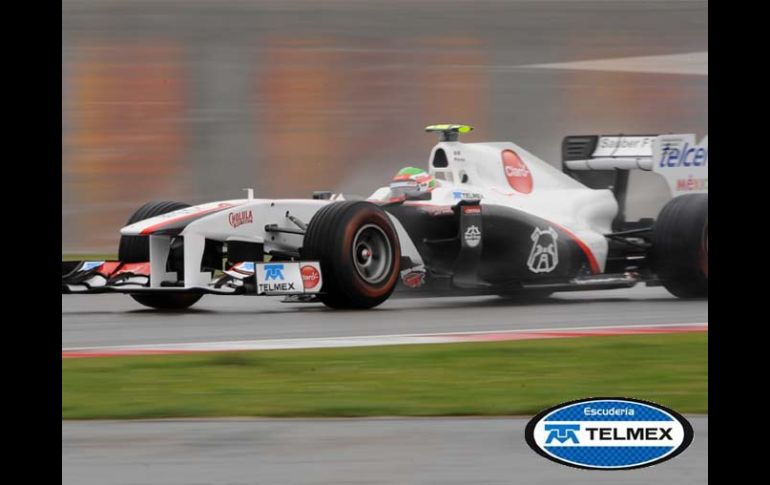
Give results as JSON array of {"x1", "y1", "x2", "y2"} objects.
[
  {"x1": 502, "y1": 149, "x2": 533, "y2": 194},
  {"x1": 525, "y1": 397, "x2": 693, "y2": 470},
  {"x1": 300, "y1": 265, "x2": 320, "y2": 290}
]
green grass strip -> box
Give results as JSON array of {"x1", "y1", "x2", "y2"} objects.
[{"x1": 62, "y1": 333, "x2": 707, "y2": 419}]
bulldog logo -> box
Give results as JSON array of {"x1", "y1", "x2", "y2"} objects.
[{"x1": 527, "y1": 227, "x2": 559, "y2": 273}]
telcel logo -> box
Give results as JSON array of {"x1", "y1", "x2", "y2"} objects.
[
  {"x1": 526, "y1": 398, "x2": 693, "y2": 470},
  {"x1": 659, "y1": 142, "x2": 708, "y2": 168}
]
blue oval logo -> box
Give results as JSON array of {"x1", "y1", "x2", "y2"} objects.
[{"x1": 525, "y1": 397, "x2": 693, "y2": 470}]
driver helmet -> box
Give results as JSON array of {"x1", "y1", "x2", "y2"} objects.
[{"x1": 389, "y1": 167, "x2": 436, "y2": 198}]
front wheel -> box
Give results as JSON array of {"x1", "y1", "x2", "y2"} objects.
[
  {"x1": 119, "y1": 200, "x2": 203, "y2": 311},
  {"x1": 301, "y1": 201, "x2": 401, "y2": 309},
  {"x1": 130, "y1": 293, "x2": 204, "y2": 311}
]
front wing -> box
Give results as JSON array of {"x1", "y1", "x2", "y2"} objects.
[{"x1": 61, "y1": 260, "x2": 323, "y2": 296}]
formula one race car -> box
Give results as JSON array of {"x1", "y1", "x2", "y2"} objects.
[{"x1": 62, "y1": 124, "x2": 708, "y2": 310}]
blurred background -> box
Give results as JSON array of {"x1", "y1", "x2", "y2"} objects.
[{"x1": 62, "y1": 0, "x2": 707, "y2": 253}]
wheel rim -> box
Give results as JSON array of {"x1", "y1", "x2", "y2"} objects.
[{"x1": 352, "y1": 224, "x2": 393, "y2": 284}]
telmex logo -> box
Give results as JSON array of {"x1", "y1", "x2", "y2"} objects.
[
  {"x1": 544, "y1": 424, "x2": 579, "y2": 444},
  {"x1": 263, "y1": 264, "x2": 285, "y2": 281},
  {"x1": 525, "y1": 398, "x2": 693, "y2": 470},
  {"x1": 453, "y1": 191, "x2": 483, "y2": 200}
]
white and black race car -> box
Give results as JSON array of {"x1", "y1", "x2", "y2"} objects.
[{"x1": 62, "y1": 124, "x2": 708, "y2": 310}]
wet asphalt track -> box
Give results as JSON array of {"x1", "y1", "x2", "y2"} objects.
[
  {"x1": 62, "y1": 286, "x2": 708, "y2": 484},
  {"x1": 62, "y1": 416, "x2": 708, "y2": 485},
  {"x1": 62, "y1": 286, "x2": 707, "y2": 349}
]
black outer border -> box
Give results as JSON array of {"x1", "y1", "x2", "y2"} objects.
[{"x1": 524, "y1": 397, "x2": 695, "y2": 471}]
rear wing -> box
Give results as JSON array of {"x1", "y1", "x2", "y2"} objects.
[
  {"x1": 562, "y1": 134, "x2": 708, "y2": 227},
  {"x1": 562, "y1": 133, "x2": 708, "y2": 195}
]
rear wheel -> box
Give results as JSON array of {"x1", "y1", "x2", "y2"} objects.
[
  {"x1": 651, "y1": 194, "x2": 708, "y2": 298},
  {"x1": 302, "y1": 201, "x2": 401, "y2": 309},
  {"x1": 119, "y1": 200, "x2": 203, "y2": 310}
]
